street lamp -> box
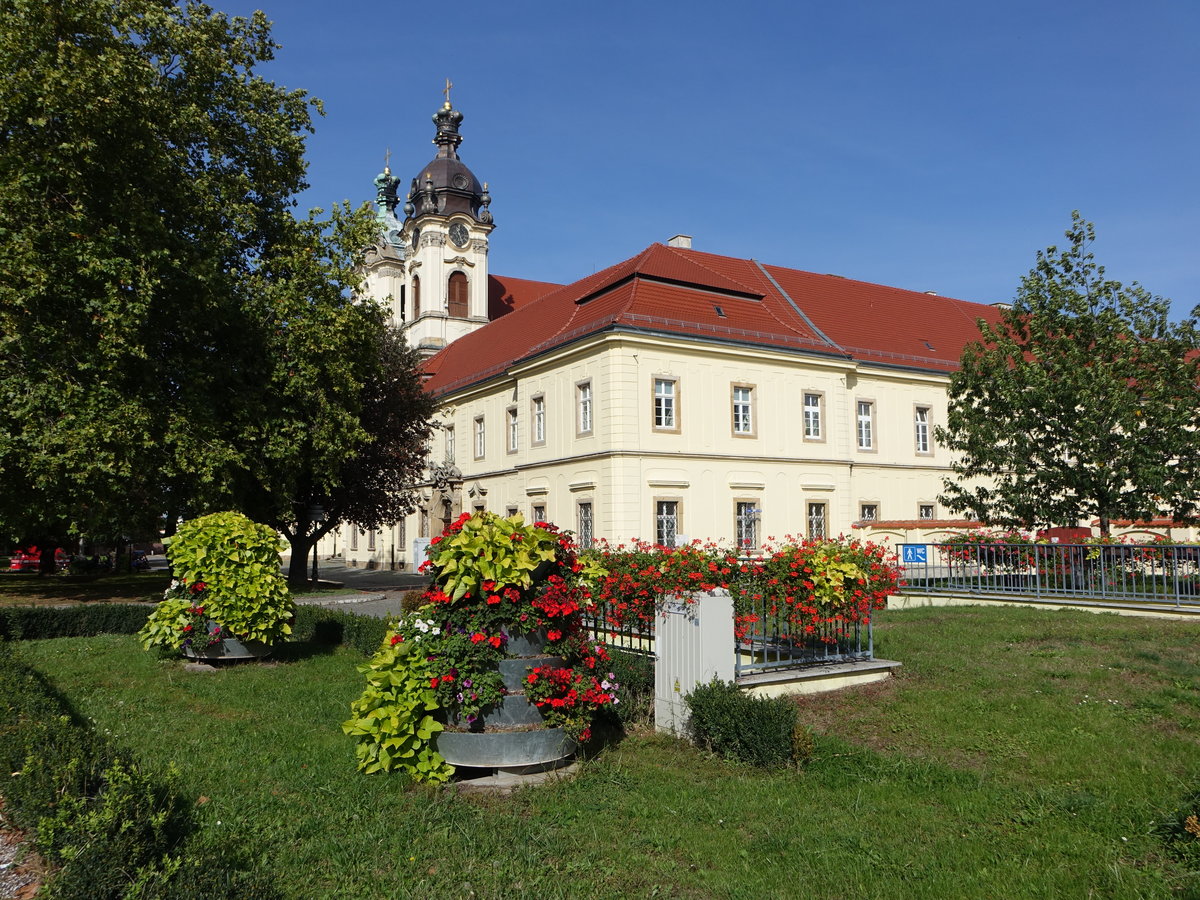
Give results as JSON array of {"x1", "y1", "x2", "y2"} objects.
[{"x1": 308, "y1": 505, "x2": 326, "y2": 585}]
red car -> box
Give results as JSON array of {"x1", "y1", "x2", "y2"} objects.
[{"x1": 8, "y1": 547, "x2": 67, "y2": 572}]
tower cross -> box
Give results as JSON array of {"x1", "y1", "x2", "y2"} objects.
[
  {"x1": 383, "y1": 147, "x2": 391, "y2": 173},
  {"x1": 443, "y1": 78, "x2": 453, "y2": 105}
]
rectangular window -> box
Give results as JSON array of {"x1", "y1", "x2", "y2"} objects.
[
  {"x1": 399, "y1": 517, "x2": 406, "y2": 543},
  {"x1": 532, "y1": 395, "x2": 546, "y2": 446},
  {"x1": 474, "y1": 415, "x2": 485, "y2": 459},
  {"x1": 445, "y1": 425, "x2": 455, "y2": 463},
  {"x1": 577, "y1": 501, "x2": 594, "y2": 549},
  {"x1": 349, "y1": 526, "x2": 359, "y2": 552},
  {"x1": 419, "y1": 509, "x2": 429, "y2": 539},
  {"x1": 655, "y1": 500, "x2": 679, "y2": 547},
  {"x1": 914, "y1": 405, "x2": 931, "y2": 454},
  {"x1": 860, "y1": 503, "x2": 878, "y2": 522},
  {"x1": 653, "y1": 377, "x2": 677, "y2": 431},
  {"x1": 507, "y1": 406, "x2": 518, "y2": 453},
  {"x1": 367, "y1": 529, "x2": 377, "y2": 552},
  {"x1": 807, "y1": 502, "x2": 827, "y2": 540},
  {"x1": 919, "y1": 503, "x2": 935, "y2": 520},
  {"x1": 505, "y1": 505, "x2": 518, "y2": 518},
  {"x1": 735, "y1": 501, "x2": 759, "y2": 551},
  {"x1": 732, "y1": 384, "x2": 754, "y2": 436},
  {"x1": 803, "y1": 392, "x2": 823, "y2": 440},
  {"x1": 856, "y1": 400, "x2": 874, "y2": 451},
  {"x1": 532, "y1": 503, "x2": 546, "y2": 524},
  {"x1": 577, "y1": 381, "x2": 593, "y2": 436}
]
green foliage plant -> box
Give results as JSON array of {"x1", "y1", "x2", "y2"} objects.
[
  {"x1": 138, "y1": 511, "x2": 293, "y2": 651},
  {"x1": 341, "y1": 613, "x2": 453, "y2": 782},
  {"x1": 685, "y1": 678, "x2": 801, "y2": 768}
]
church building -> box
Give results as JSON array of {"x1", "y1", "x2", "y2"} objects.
[{"x1": 330, "y1": 96, "x2": 1015, "y2": 568}]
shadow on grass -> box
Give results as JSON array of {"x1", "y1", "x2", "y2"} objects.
[
  {"x1": 271, "y1": 640, "x2": 340, "y2": 663},
  {"x1": 0, "y1": 571, "x2": 171, "y2": 604}
]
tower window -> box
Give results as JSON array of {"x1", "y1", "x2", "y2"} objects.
[
  {"x1": 412, "y1": 275, "x2": 421, "y2": 318},
  {"x1": 448, "y1": 271, "x2": 468, "y2": 318}
]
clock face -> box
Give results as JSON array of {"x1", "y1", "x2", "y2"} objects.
[{"x1": 449, "y1": 222, "x2": 469, "y2": 248}]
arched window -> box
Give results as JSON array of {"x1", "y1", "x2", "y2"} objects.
[
  {"x1": 411, "y1": 275, "x2": 421, "y2": 318},
  {"x1": 447, "y1": 271, "x2": 468, "y2": 318}
]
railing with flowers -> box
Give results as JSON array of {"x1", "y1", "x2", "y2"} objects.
[
  {"x1": 903, "y1": 532, "x2": 1200, "y2": 606},
  {"x1": 581, "y1": 536, "x2": 902, "y2": 676}
]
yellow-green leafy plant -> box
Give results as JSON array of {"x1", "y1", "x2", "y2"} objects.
[
  {"x1": 138, "y1": 511, "x2": 294, "y2": 651},
  {"x1": 341, "y1": 615, "x2": 453, "y2": 783}
]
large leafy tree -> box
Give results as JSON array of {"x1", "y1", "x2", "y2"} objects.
[
  {"x1": 0, "y1": 1, "x2": 432, "y2": 554},
  {"x1": 936, "y1": 213, "x2": 1200, "y2": 534}
]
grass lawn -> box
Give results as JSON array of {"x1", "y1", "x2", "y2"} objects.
[
  {"x1": 14, "y1": 605, "x2": 1200, "y2": 899},
  {"x1": 0, "y1": 571, "x2": 170, "y2": 606}
]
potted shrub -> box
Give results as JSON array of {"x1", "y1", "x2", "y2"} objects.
[
  {"x1": 343, "y1": 511, "x2": 618, "y2": 783},
  {"x1": 138, "y1": 511, "x2": 294, "y2": 660}
]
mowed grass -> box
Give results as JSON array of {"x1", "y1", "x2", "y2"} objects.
[
  {"x1": 15, "y1": 605, "x2": 1200, "y2": 899},
  {"x1": 0, "y1": 571, "x2": 170, "y2": 606}
]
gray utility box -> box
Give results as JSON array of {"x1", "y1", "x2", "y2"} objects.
[{"x1": 654, "y1": 590, "x2": 734, "y2": 736}]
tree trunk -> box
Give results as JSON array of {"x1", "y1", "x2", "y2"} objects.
[
  {"x1": 1098, "y1": 515, "x2": 1111, "y2": 536},
  {"x1": 287, "y1": 532, "x2": 314, "y2": 590}
]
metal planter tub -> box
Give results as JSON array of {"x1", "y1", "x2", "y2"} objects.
[{"x1": 434, "y1": 727, "x2": 576, "y2": 773}]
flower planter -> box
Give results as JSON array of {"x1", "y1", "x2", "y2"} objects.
[
  {"x1": 434, "y1": 727, "x2": 576, "y2": 772},
  {"x1": 437, "y1": 637, "x2": 576, "y2": 772},
  {"x1": 183, "y1": 634, "x2": 271, "y2": 662}
]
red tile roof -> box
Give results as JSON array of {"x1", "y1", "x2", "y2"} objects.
[
  {"x1": 423, "y1": 243, "x2": 1005, "y2": 396},
  {"x1": 487, "y1": 274, "x2": 560, "y2": 319}
]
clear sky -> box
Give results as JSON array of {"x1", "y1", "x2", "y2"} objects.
[{"x1": 220, "y1": 0, "x2": 1198, "y2": 320}]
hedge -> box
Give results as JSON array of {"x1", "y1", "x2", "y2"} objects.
[
  {"x1": 290, "y1": 604, "x2": 391, "y2": 656},
  {"x1": 0, "y1": 603, "x2": 152, "y2": 641},
  {"x1": 0, "y1": 639, "x2": 277, "y2": 899}
]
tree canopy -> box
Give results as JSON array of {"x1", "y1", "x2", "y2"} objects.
[
  {"x1": 0, "y1": 0, "x2": 433, "y2": 555},
  {"x1": 936, "y1": 212, "x2": 1200, "y2": 534}
]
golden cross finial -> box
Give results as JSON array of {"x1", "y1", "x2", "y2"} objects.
[
  {"x1": 383, "y1": 147, "x2": 391, "y2": 174},
  {"x1": 443, "y1": 78, "x2": 453, "y2": 105}
]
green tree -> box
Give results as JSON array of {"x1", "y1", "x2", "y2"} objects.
[
  {"x1": 936, "y1": 213, "x2": 1200, "y2": 534},
  {"x1": 0, "y1": 1, "x2": 432, "y2": 556}
]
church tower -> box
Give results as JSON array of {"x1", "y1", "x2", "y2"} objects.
[{"x1": 396, "y1": 88, "x2": 494, "y2": 358}]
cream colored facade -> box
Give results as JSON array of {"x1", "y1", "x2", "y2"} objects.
[{"x1": 327, "y1": 329, "x2": 964, "y2": 570}]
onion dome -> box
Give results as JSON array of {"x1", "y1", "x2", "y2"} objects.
[{"x1": 404, "y1": 100, "x2": 490, "y2": 223}]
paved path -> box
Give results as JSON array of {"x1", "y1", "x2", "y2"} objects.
[{"x1": 286, "y1": 559, "x2": 430, "y2": 619}]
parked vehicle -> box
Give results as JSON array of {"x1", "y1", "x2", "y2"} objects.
[{"x1": 8, "y1": 547, "x2": 66, "y2": 572}]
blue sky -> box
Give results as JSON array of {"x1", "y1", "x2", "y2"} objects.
[{"x1": 222, "y1": 0, "x2": 1198, "y2": 319}]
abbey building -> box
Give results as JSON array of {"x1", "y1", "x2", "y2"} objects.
[{"x1": 327, "y1": 98, "x2": 1076, "y2": 568}]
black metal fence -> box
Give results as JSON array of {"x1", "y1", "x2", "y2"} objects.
[{"x1": 900, "y1": 542, "x2": 1200, "y2": 607}]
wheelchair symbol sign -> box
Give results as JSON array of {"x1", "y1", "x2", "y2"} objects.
[{"x1": 901, "y1": 545, "x2": 928, "y2": 564}]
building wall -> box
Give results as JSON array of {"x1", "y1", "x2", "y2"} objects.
[{"x1": 371, "y1": 329, "x2": 961, "y2": 559}]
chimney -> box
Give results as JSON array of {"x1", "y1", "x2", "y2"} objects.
[{"x1": 667, "y1": 234, "x2": 692, "y2": 249}]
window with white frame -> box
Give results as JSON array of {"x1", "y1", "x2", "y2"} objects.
[
  {"x1": 367, "y1": 529, "x2": 376, "y2": 552},
  {"x1": 735, "y1": 501, "x2": 759, "y2": 550},
  {"x1": 856, "y1": 400, "x2": 874, "y2": 451},
  {"x1": 807, "y1": 502, "x2": 827, "y2": 540},
  {"x1": 445, "y1": 425, "x2": 455, "y2": 463},
  {"x1": 532, "y1": 503, "x2": 546, "y2": 524},
  {"x1": 860, "y1": 503, "x2": 878, "y2": 522},
  {"x1": 914, "y1": 405, "x2": 931, "y2": 454},
  {"x1": 655, "y1": 500, "x2": 679, "y2": 547},
  {"x1": 505, "y1": 505, "x2": 518, "y2": 518},
  {"x1": 577, "y1": 501, "x2": 594, "y2": 549},
  {"x1": 918, "y1": 503, "x2": 935, "y2": 520},
  {"x1": 577, "y1": 381, "x2": 593, "y2": 435},
  {"x1": 653, "y1": 378, "x2": 677, "y2": 430},
  {"x1": 803, "y1": 392, "x2": 822, "y2": 440},
  {"x1": 349, "y1": 526, "x2": 359, "y2": 551},
  {"x1": 732, "y1": 385, "x2": 754, "y2": 436},
  {"x1": 532, "y1": 395, "x2": 546, "y2": 445},
  {"x1": 419, "y1": 509, "x2": 429, "y2": 538},
  {"x1": 506, "y1": 407, "x2": 518, "y2": 453},
  {"x1": 473, "y1": 415, "x2": 485, "y2": 459}
]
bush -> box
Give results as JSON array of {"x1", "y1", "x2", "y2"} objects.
[
  {"x1": 0, "y1": 640, "x2": 268, "y2": 898},
  {"x1": 290, "y1": 605, "x2": 391, "y2": 656},
  {"x1": 685, "y1": 678, "x2": 802, "y2": 768},
  {"x1": 0, "y1": 603, "x2": 152, "y2": 640}
]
